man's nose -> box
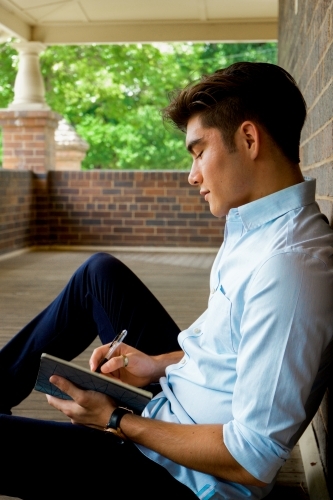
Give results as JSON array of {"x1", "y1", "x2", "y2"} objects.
[{"x1": 188, "y1": 162, "x2": 202, "y2": 186}]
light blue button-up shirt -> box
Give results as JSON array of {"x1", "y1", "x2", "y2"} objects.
[{"x1": 137, "y1": 178, "x2": 333, "y2": 499}]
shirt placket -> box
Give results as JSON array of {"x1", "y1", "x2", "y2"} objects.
[{"x1": 215, "y1": 212, "x2": 244, "y2": 295}]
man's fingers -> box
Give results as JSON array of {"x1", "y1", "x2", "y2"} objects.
[
  {"x1": 46, "y1": 392, "x2": 80, "y2": 422},
  {"x1": 90, "y1": 342, "x2": 131, "y2": 372},
  {"x1": 100, "y1": 354, "x2": 128, "y2": 375},
  {"x1": 89, "y1": 344, "x2": 110, "y2": 371},
  {"x1": 46, "y1": 393, "x2": 71, "y2": 411},
  {"x1": 49, "y1": 375, "x2": 83, "y2": 401},
  {"x1": 47, "y1": 375, "x2": 116, "y2": 428}
]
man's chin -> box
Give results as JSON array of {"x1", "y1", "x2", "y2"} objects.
[{"x1": 209, "y1": 207, "x2": 227, "y2": 218}]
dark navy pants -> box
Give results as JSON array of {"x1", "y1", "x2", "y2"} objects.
[{"x1": 0, "y1": 253, "x2": 197, "y2": 499}]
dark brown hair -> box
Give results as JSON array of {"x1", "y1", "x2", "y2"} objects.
[{"x1": 163, "y1": 62, "x2": 307, "y2": 163}]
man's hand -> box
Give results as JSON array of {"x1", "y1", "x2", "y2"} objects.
[
  {"x1": 46, "y1": 375, "x2": 266, "y2": 487},
  {"x1": 46, "y1": 375, "x2": 116, "y2": 429},
  {"x1": 89, "y1": 342, "x2": 183, "y2": 387}
]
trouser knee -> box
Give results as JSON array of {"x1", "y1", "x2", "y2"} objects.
[
  {"x1": 83, "y1": 252, "x2": 122, "y2": 271},
  {"x1": 75, "y1": 252, "x2": 125, "y2": 284}
]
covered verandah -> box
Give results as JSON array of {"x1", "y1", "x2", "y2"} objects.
[
  {"x1": 0, "y1": 1, "x2": 332, "y2": 499},
  {"x1": 0, "y1": 0, "x2": 278, "y2": 253},
  {"x1": 0, "y1": 248, "x2": 308, "y2": 500}
]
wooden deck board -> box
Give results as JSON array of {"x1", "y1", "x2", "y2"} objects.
[{"x1": 0, "y1": 249, "x2": 308, "y2": 499}]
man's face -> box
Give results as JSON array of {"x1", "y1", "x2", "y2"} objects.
[{"x1": 186, "y1": 115, "x2": 254, "y2": 218}]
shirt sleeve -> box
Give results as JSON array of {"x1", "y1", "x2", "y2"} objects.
[{"x1": 223, "y1": 250, "x2": 333, "y2": 483}]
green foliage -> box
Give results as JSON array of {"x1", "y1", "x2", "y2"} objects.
[
  {"x1": 0, "y1": 43, "x2": 17, "y2": 163},
  {"x1": 0, "y1": 41, "x2": 277, "y2": 169},
  {"x1": 0, "y1": 43, "x2": 17, "y2": 108}
]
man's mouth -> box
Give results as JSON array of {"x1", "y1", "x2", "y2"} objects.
[{"x1": 200, "y1": 189, "x2": 210, "y2": 201}]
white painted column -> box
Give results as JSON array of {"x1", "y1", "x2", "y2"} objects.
[{"x1": 9, "y1": 41, "x2": 50, "y2": 110}]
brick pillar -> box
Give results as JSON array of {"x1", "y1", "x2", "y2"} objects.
[
  {"x1": 279, "y1": 1, "x2": 333, "y2": 495},
  {"x1": 55, "y1": 119, "x2": 89, "y2": 171},
  {"x1": 0, "y1": 110, "x2": 61, "y2": 173},
  {"x1": 0, "y1": 41, "x2": 61, "y2": 173}
]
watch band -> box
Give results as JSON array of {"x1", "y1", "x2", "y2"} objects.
[{"x1": 105, "y1": 407, "x2": 132, "y2": 430}]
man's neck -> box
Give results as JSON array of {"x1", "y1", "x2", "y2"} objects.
[{"x1": 248, "y1": 134, "x2": 304, "y2": 202}]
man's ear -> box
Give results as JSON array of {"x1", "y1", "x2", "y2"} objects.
[{"x1": 238, "y1": 121, "x2": 259, "y2": 160}]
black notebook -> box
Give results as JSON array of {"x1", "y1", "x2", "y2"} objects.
[{"x1": 34, "y1": 353, "x2": 152, "y2": 414}]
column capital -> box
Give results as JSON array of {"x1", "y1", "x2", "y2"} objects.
[{"x1": 11, "y1": 41, "x2": 47, "y2": 55}]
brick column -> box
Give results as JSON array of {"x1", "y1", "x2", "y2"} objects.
[
  {"x1": 55, "y1": 119, "x2": 89, "y2": 171},
  {"x1": 0, "y1": 110, "x2": 60, "y2": 173},
  {"x1": 279, "y1": 1, "x2": 333, "y2": 495},
  {"x1": 0, "y1": 41, "x2": 61, "y2": 173}
]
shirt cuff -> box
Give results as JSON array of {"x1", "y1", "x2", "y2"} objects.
[{"x1": 223, "y1": 420, "x2": 290, "y2": 483}]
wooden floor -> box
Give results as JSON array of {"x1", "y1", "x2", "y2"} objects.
[{"x1": 0, "y1": 249, "x2": 309, "y2": 499}]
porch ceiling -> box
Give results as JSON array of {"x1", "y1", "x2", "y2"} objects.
[{"x1": 0, "y1": 0, "x2": 278, "y2": 45}]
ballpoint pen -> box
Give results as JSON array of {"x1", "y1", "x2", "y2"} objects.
[{"x1": 95, "y1": 329, "x2": 128, "y2": 373}]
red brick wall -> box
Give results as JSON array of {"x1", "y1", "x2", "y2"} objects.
[
  {"x1": 0, "y1": 170, "x2": 34, "y2": 254},
  {"x1": 34, "y1": 173, "x2": 51, "y2": 246},
  {"x1": 0, "y1": 170, "x2": 223, "y2": 255},
  {"x1": 279, "y1": 0, "x2": 333, "y2": 493},
  {"x1": 48, "y1": 171, "x2": 223, "y2": 247},
  {"x1": 0, "y1": 110, "x2": 60, "y2": 173}
]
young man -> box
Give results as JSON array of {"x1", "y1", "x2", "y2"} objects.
[{"x1": 1, "y1": 62, "x2": 332, "y2": 500}]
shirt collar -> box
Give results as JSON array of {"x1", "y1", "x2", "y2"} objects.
[{"x1": 227, "y1": 177, "x2": 316, "y2": 230}]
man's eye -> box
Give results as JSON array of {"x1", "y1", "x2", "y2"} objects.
[{"x1": 195, "y1": 151, "x2": 203, "y2": 159}]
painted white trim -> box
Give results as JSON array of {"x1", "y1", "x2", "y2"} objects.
[
  {"x1": 299, "y1": 424, "x2": 330, "y2": 500},
  {"x1": 32, "y1": 20, "x2": 277, "y2": 45},
  {"x1": 0, "y1": 247, "x2": 32, "y2": 262}
]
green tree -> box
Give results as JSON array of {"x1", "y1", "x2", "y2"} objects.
[
  {"x1": 0, "y1": 43, "x2": 18, "y2": 162},
  {"x1": 0, "y1": 42, "x2": 277, "y2": 169}
]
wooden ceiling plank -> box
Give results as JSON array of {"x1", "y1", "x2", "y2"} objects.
[
  {"x1": 25, "y1": 3, "x2": 70, "y2": 22},
  {"x1": 197, "y1": 0, "x2": 207, "y2": 21}
]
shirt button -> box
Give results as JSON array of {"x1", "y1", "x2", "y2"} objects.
[
  {"x1": 194, "y1": 328, "x2": 201, "y2": 334},
  {"x1": 210, "y1": 288, "x2": 216, "y2": 294},
  {"x1": 181, "y1": 358, "x2": 186, "y2": 364}
]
